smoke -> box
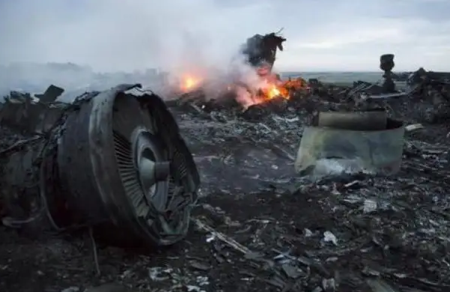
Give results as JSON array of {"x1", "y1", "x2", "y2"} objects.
[{"x1": 0, "y1": 0, "x2": 281, "y2": 99}]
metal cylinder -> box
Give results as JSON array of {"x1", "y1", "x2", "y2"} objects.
[
  {"x1": 318, "y1": 109, "x2": 387, "y2": 131},
  {"x1": 0, "y1": 84, "x2": 200, "y2": 247}
]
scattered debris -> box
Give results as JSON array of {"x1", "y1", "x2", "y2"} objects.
[
  {"x1": 2, "y1": 57, "x2": 450, "y2": 291},
  {"x1": 405, "y1": 123, "x2": 424, "y2": 132},
  {"x1": 323, "y1": 231, "x2": 338, "y2": 246}
]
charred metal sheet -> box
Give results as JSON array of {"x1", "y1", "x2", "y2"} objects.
[
  {"x1": 0, "y1": 92, "x2": 66, "y2": 134},
  {"x1": 0, "y1": 137, "x2": 45, "y2": 227},
  {"x1": 295, "y1": 110, "x2": 405, "y2": 176},
  {"x1": 34, "y1": 84, "x2": 64, "y2": 103},
  {"x1": 0, "y1": 84, "x2": 200, "y2": 247},
  {"x1": 241, "y1": 30, "x2": 286, "y2": 75}
]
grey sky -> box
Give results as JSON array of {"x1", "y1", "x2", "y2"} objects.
[{"x1": 0, "y1": 0, "x2": 449, "y2": 72}]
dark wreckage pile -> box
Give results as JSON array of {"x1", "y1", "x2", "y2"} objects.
[{"x1": 1, "y1": 59, "x2": 450, "y2": 291}]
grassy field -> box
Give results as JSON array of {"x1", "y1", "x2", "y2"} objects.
[{"x1": 282, "y1": 72, "x2": 384, "y2": 84}]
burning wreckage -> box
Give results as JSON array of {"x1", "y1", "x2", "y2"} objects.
[
  {"x1": 1, "y1": 34, "x2": 450, "y2": 292},
  {"x1": 175, "y1": 31, "x2": 306, "y2": 107}
]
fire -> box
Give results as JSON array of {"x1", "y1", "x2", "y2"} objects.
[
  {"x1": 254, "y1": 76, "x2": 290, "y2": 103},
  {"x1": 266, "y1": 83, "x2": 289, "y2": 100},
  {"x1": 245, "y1": 81, "x2": 289, "y2": 106},
  {"x1": 244, "y1": 75, "x2": 310, "y2": 106},
  {"x1": 176, "y1": 70, "x2": 308, "y2": 109},
  {"x1": 181, "y1": 75, "x2": 202, "y2": 92},
  {"x1": 284, "y1": 77, "x2": 308, "y2": 91}
]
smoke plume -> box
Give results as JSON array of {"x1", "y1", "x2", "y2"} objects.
[{"x1": 0, "y1": 0, "x2": 281, "y2": 100}]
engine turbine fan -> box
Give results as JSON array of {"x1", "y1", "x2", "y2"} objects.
[{"x1": 0, "y1": 84, "x2": 199, "y2": 247}]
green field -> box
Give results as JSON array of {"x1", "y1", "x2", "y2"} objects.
[{"x1": 282, "y1": 72, "x2": 385, "y2": 85}]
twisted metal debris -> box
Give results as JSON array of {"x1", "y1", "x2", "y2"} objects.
[
  {"x1": 295, "y1": 110, "x2": 405, "y2": 176},
  {"x1": 0, "y1": 84, "x2": 200, "y2": 246},
  {"x1": 240, "y1": 30, "x2": 287, "y2": 75}
]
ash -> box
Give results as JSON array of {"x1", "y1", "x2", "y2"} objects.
[{"x1": 1, "y1": 81, "x2": 450, "y2": 292}]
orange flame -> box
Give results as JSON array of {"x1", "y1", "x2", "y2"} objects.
[
  {"x1": 258, "y1": 76, "x2": 308, "y2": 103},
  {"x1": 266, "y1": 84, "x2": 289, "y2": 100},
  {"x1": 181, "y1": 75, "x2": 202, "y2": 92},
  {"x1": 260, "y1": 77, "x2": 290, "y2": 101}
]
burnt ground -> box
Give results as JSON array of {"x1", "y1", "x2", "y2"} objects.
[{"x1": 1, "y1": 90, "x2": 450, "y2": 292}]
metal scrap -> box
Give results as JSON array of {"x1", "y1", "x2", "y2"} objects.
[
  {"x1": 295, "y1": 110, "x2": 405, "y2": 176},
  {"x1": 241, "y1": 31, "x2": 286, "y2": 75},
  {"x1": 0, "y1": 84, "x2": 200, "y2": 247}
]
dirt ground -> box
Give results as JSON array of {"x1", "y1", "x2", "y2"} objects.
[{"x1": 1, "y1": 89, "x2": 450, "y2": 292}]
